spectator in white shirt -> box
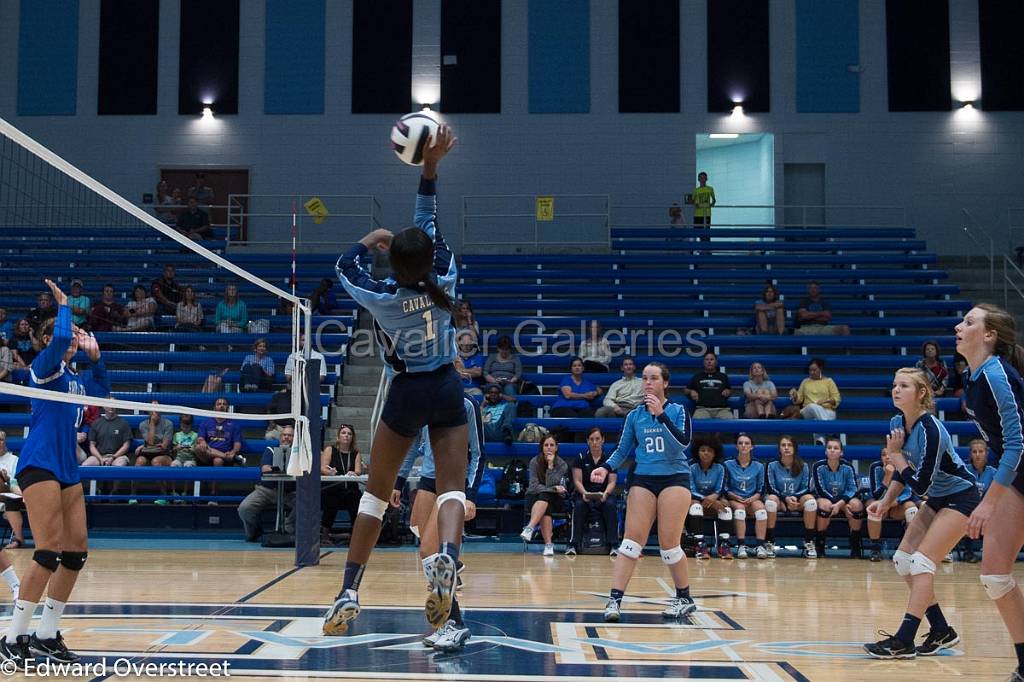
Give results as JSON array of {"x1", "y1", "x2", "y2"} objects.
[
  {"x1": 579, "y1": 320, "x2": 612, "y2": 373},
  {"x1": 284, "y1": 332, "x2": 327, "y2": 382},
  {"x1": 0, "y1": 430, "x2": 26, "y2": 550},
  {"x1": 595, "y1": 356, "x2": 643, "y2": 417}
]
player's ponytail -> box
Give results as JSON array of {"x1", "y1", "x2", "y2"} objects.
[
  {"x1": 389, "y1": 227, "x2": 456, "y2": 314},
  {"x1": 977, "y1": 303, "x2": 1024, "y2": 375}
]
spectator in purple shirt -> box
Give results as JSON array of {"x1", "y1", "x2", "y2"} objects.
[{"x1": 194, "y1": 397, "x2": 246, "y2": 467}]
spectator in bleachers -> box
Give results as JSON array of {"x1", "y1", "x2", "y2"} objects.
[
  {"x1": 88, "y1": 284, "x2": 126, "y2": 332},
  {"x1": 214, "y1": 284, "x2": 248, "y2": 334},
  {"x1": 171, "y1": 414, "x2": 198, "y2": 468},
  {"x1": 484, "y1": 335, "x2": 522, "y2": 399},
  {"x1": 686, "y1": 352, "x2": 732, "y2": 420},
  {"x1": 669, "y1": 203, "x2": 684, "y2": 228},
  {"x1": 154, "y1": 181, "x2": 179, "y2": 226},
  {"x1": 963, "y1": 439, "x2": 996, "y2": 563},
  {"x1": 948, "y1": 352, "x2": 968, "y2": 397},
  {"x1": 26, "y1": 292, "x2": 56, "y2": 332},
  {"x1": 455, "y1": 332, "x2": 484, "y2": 398},
  {"x1": 175, "y1": 285, "x2": 204, "y2": 332},
  {"x1": 67, "y1": 279, "x2": 90, "y2": 327},
  {"x1": 567, "y1": 427, "x2": 618, "y2": 555},
  {"x1": 691, "y1": 171, "x2": 716, "y2": 240},
  {"x1": 454, "y1": 300, "x2": 480, "y2": 341},
  {"x1": 284, "y1": 332, "x2": 327, "y2": 382},
  {"x1": 743, "y1": 362, "x2": 777, "y2": 418},
  {"x1": 595, "y1": 356, "x2": 643, "y2": 418},
  {"x1": 0, "y1": 342, "x2": 12, "y2": 383},
  {"x1": 176, "y1": 197, "x2": 212, "y2": 240},
  {"x1": 241, "y1": 338, "x2": 275, "y2": 392},
  {"x1": 724, "y1": 434, "x2": 769, "y2": 559},
  {"x1": 187, "y1": 172, "x2": 215, "y2": 205},
  {"x1": 264, "y1": 386, "x2": 293, "y2": 442},
  {"x1": 0, "y1": 308, "x2": 11, "y2": 343},
  {"x1": 134, "y1": 401, "x2": 174, "y2": 467},
  {"x1": 764, "y1": 436, "x2": 817, "y2": 559},
  {"x1": 687, "y1": 435, "x2": 729, "y2": 560},
  {"x1": 788, "y1": 358, "x2": 840, "y2": 444},
  {"x1": 754, "y1": 283, "x2": 786, "y2": 335},
  {"x1": 194, "y1": 397, "x2": 246, "y2": 467},
  {"x1": 151, "y1": 264, "x2": 183, "y2": 316},
  {"x1": 0, "y1": 430, "x2": 26, "y2": 549},
  {"x1": 551, "y1": 357, "x2": 602, "y2": 419},
  {"x1": 239, "y1": 425, "x2": 295, "y2": 542},
  {"x1": 83, "y1": 407, "x2": 132, "y2": 467},
  {"x1": 579, "y1": 320, "x2": 612, "y2": 373},
  {"x1": 320, "y1": 425, "x2": 362, "y2": 544},
  {"x1": 310, "y1": 278, "x2": 341, "y2": 315},
  {"x1": 76, "y1": 405, "x2": 99, "y2": 464},
  {"x1": 865, "y1": 445, "x2": 919, "y2": 562},
  {"x1": 520, "y1": 435, "x2": 570, "y2": 557},
  {"x1": 8, "y1": 319, "x2": 37, "y2": 368},
  {"x1": 124, "y1": 285, "x2": 157, "y2": 332},
  {"x1": 794, "y1": 281, "x2": 849, "y2": 336},
  {"x1": 481, "y1": 384, "x2": 517, "y2": 445},
  {"x1": 915, "y1": 339, "x2": 949, "y2": 396},
  {"x1": 812, "y1": 437, "x2": 864, "y2": 558}
]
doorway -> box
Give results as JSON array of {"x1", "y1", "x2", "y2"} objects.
[
  {"x1": 694, "y1": 133, "x2": 775, "y2": 230},
  {"x1": 782, "y1": 163, "x2": 826, "y2": 228}
]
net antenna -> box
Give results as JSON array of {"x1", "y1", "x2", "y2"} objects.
[{"x1": 0, "y1": 117, "x2": 315, "y2": 473}]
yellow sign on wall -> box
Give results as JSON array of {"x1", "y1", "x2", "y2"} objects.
[
  {"x1": 535, "y1": 196, "x2": 554, "y2": 221},
  {"x1": 304, "y1": 197, "x2": 329, "y2": 225}
]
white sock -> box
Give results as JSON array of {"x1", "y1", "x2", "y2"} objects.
[
  {"x1": 7, "y1": 600, "x2": 35, "y2": 640},
  {"x1": 36, "y1": 598, "x2": 66, "y2": 640},
  {"x1": 1, "y1": 567, "x2": 19, "y2": 593}
]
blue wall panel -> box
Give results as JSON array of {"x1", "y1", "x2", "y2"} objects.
[
  {"x1": 795, "y1": 0, "x2": 859, "y2": 113},
  {"x1": 265, "y1": 0, "x2": 325, "y2": 115},
  {"x1": 528, "y1": 0, "x2": 589, "y2": 113},
  {"x1": 17, "y1": 0, "x2": 79, "y2": 116}
]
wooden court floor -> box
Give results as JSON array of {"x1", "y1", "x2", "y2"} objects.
[{"x1": 0, "y1": 546, "x2": 1017, "y2": 681}]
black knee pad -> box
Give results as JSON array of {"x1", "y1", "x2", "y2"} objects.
[
  {"x1": 33, "y1": 549, "x2": 61, "y2": 573},
  {"x1": 851, "y1": 510, "x2": 867, "y2": 520},
  {"x1": 817, "y1": 508, "x2": 831, "y2": 518},
  {"x1": 61, "y1": 551, "x2": 88, "y2": 571}
]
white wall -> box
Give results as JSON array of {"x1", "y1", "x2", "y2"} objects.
[{"x1": 0, "y1": 0, "x2": 1021, "y2": 255}]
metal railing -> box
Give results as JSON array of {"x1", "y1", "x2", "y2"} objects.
[
  {"x1": 611, "y1": 204, "x2": 908, "y2": 232},
  {"x1": 1004, "y1": 256, "x2": 1024, "y2": 310},
  {"x1": 461, "y1": 194, "x2": 610, "y2": 253},
  {"x1": 1010, "y1": 208, "x2": 1024, "y2": 259},
  {"x1": 961, "y1": 208, "x2": 996, "y2": 291},
  {"x1": 226, "y1": 194, "x2": 383, "y2": 251},
  {"x1": 368, "y1": 368, "x2": 389, "y2": 452}
]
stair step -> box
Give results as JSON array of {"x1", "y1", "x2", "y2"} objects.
[
  {"x1": 336, "y1": 384, "x2": 379, "y2": 397},
  {"x1": 332, "y1": 405, "x2": 373, "y2": 419},
  {"x1": 343, "y1": 365, "x2": 383, "y2": 379}
]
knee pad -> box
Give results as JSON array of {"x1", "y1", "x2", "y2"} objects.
[
  {"x1": 733, "y1": 509, "x2": 747, "y2": 521},
  {"x1": 409, "y1": 525, "x2": 421, "y2": 539},
  {"x1": 804, "y1": 499, "x2": 818, "y2": 512},
  {"x1": 689, "y1": 503, "x2": 704, "y2": 517},
  {"x1": 981, "y1": 573, "x2": 1018, "y2": 600},
  {"x1": 660, "y1": 546, "x2": 685, "y2": 566},
  {"x1": 617, "y1": 539, "x2": 642, "y2": 560},
  {"x1": 436, "y1": 490, "x2": 467, "y2": 511},
  {"x1": 754, "y1": 509, "x2": 768, "y2": 521},
  {"x1": 893, "y1": 549, "x2": 913, "y2": 577},
  {"x1": 764, "y1": 499, "x2": 778, "y2": 513},
  {"x1": 717, "y1": 508, "x2": 733, "y2": 521},
  {"x1": 357, "y1": 492, "x2": 389, "y2": 520},
  {"x1": 61, "y1": 551, "x2": 88, "y2": 572},
  {"x1": 817, "y1": 508, "x2": 831, "y2": 518},
  {"x1": 851, "y1": 509, "x2": 867, "y2": 520},
  {"x1": 32, "y1": 549, "x2": 60, "y2": 573},
  {"x1": 904, "y1": 506, "x2": 918, "y2": 523},
  {"x1": 909, "y1": 551, "x2": 935, "y2": 576}
]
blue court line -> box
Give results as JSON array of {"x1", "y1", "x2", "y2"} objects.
[
  {"x1": 236, "y1": 550, "x2": 334, "y2": 603},
  {"x1": 778, "y1": 660, "x2": 813, "y2": 682}
]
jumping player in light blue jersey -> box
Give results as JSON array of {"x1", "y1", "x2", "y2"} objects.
[
  {"x1": 764, "y1": 435, "x2": 818, "y2": 559},
  {"x1": 811, "y1": 438, "x2": 864, "y2": 559},
  {"x1": 324, "y1": 126, "x2": 471, "y2": 653},
  {"x1": 955, "y1": 304, "x2": 1024, "y2": 681},
  {"x1": 1, "y1": 280, "x2": 109, "y2": 670},
  {"x1": 865, "y1": 445, "x2": 920, "y2": 563},
  {"x1": 590, "y1": 362, "x2": 696, "y2": 623},
  {"x1": 723, "y1": 434, "x2": 768, "y2": 559},
  {"x1": 865, "y1": 368, "x2": 979, "y2": 660}
]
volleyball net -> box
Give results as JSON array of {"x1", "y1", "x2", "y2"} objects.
[{"x1": 0, "y1": 117, "x2": 322, "y2": 475}]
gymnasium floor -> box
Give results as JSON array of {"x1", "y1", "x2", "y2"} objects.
[{"x1": 0, "y1": 540, "x2": 1015, "y2": 681}]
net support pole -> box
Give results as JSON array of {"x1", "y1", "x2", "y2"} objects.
[{"x1": 295, "y1": 355, "x2": 323, "y2": 567}]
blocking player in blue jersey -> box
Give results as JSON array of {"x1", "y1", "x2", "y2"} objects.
[
  {"x1": 764, "y1": 435, "x2": 818, "y2": 559},
  {"x1": 0, "y1": 280, "x2": 109, "y2": 669},
  {"x1": 324, "y1": 126, "x2": 471, "y2": 651},
  {"x1": 811, "y1": 438, "x2": 864, "y2": 559},
  {"x1": 865, "y1": 445, "x2": 920, "y2": 562},
  {"x1": 723, "y1": 434, "x2": 769, "y2": 559},
  {"x1": 590, "y1": 362, "x2": 695, "y2": 622},
  {"x1": 864, "y1": 369, "x2": 979, "y2": 660},
  {"x1": 956, "y1": 304, "x2": 1024, "y2": 681}
]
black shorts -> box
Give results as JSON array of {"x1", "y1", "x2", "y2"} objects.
[
  {"x1": 380, "y1": 365, "x2": 467, "y2": 438},
  {"x1": 18, "y1": 466, "x2": 79, "y2": 492},
  {"x1": 925, "y1": 486, "x2": 981, "y2": 517},
  {"x1": 693, "y1": 216, "x2": 711, "y2": 228},
  {"x1": 416, "y1": 477, "x2": 437, "y2": 495},
  {"x1": 630, "y1": 473, "x2": 691, "y2": 497},
  {"x1": 525, "y1": 491, "x2": 564, "y2": 516}
]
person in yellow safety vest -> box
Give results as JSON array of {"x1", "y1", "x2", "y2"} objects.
[{"x1": 691, "y1": 172, "x2": 716, "y2": 242}]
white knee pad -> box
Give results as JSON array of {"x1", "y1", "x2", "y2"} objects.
[
  {"x1": 358, "y1": 492, "x2": 389, "y2": 520},
  {"x1": 660, "y1": 546, "x2": 685, "y2": 565},
  {"x1": 717, "y1": 508, "x2": 733, "y2": 521},
  {"x1": 618, "y1": 539, "x2": 643, "y2": 560},
  {"x1": 409, "y1": 525, "x2": 421, "y2": 539},
  {"x1": 909, "y1": 551, "x2": 936, "y2": 576},
  {"x1": 981, "y1": 573, "x2": 1018, "y2": 600},
  {"x1": 764, "y1": 499, "x2": 778, "y2": 513},
  {"x1": 803, "y1": 498, "x2": 818, "y2": 512},
  {"x1": 436, "y1": 490, "x2": 467, "y2": 511},
  {"x1": 689, "y1": 503, "x2": 705, "y2": 517},
  {"x1": 754, "y1": 509, "x2": 768, "y2": 521},
  {"x1": 904, "y1": 506, "x2": 918, "y2": 523},
  {"x1": 733, "y1": 509, "x2": 747, "y2": 521},
  {"x1": 893, "y1": 549, "x2": 913, "y2": 577}
]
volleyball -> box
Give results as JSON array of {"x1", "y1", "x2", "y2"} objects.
[{"x1": 390, "y1": 111, "x2": 440, "y2": 166}]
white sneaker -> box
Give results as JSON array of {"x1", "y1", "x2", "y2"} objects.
[
  {"x1": 323, "y1": 589, "x2": 360, "y2": 635},
  {"x1": 543, "y1": 544, "x2": 554, "y2": 557},
  {"x1": 737, "y1": 545, "x2": 749, "y2": 559},
  {"x1": 424, "y1": 553, "x2": 456, "y2": 629},
  {"x1": 520, "y1": 526, "x2": 534, "y2": 543},
  {"x1": 603, "y1": 598, "x2": 621, "y2": 622},
  {"x1": 565, "y1": 545, "x2": 577, "y2": 556},
  {"x1": 423, "y1": 626, "x2": 444, "y2": 648},
  {"x1": 804, "y1": 541, "x2": 817, "y2": 559},
  {"x1": 943, "y1": 552, "x2": 954, "y2": 563},
  {"x1": 432, "y1": 619, "x2": 471, "y2": 653},
  {"x1": 662, "y1": 597, "x2": 697, "y2": 619},
  {"x1": 766, "y1": 542, "x2": 776, "y2": 558},
  {"x1": 755, "y1": 544, "x2": 768, "y2": 560}
]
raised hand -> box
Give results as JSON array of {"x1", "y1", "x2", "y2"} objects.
[
  {"x1": 359, "y1": 228, "x2": 394, "y2": 253},
  {"x1": 422, "y1": 124, "x2": 457, "y2": 165},
  {"x1": 45, "y1": 279, "x2": 68, "y2": 306}
]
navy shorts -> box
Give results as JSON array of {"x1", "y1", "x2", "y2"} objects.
[
  {"x1": 380, "y1": 365, "x2": 468, "y2": 438},
  {"x1": 18, "y1": 466, "x2": 79, "y2": 492},
  {"x1": 416, "y1": 477, "x2": 437, "y2": 495},
  {"x1": 630, "y1": 473, "x2": 691, "y2": 497},
  {"x1": 925, "y1": 486, "x2": 981, "y2": 517}
]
